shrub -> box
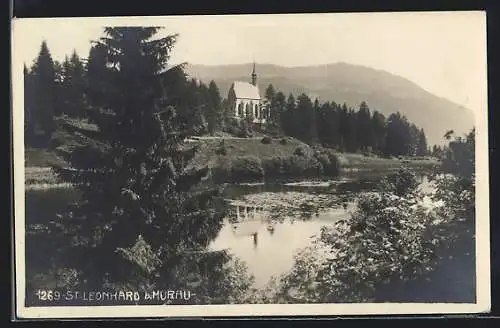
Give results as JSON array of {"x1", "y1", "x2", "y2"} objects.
[
  {"x1": 215, "y1": 140, "x2": 228, "y2": 156},
  {"x1": 262, "y1": 157, "x2": 284, "y2": 177},
  {"x1": 380, "y1": 167, "x2": 419, "y2": 196},
  {"x1": 261, "y1": 136, "x2": 272, "y2": 144},
  {"x1": 313, "y1": 147, "x2": 340, "y2": 176},
  {"x1": 282, "y1": 155, "x2": 322, "y2": 177},
  {"x1": 230, "y1": 156, "x2": 264, "y2": 182},
  {"x1": 294, "y1": 146, "x2": 307, "y2": 157}
]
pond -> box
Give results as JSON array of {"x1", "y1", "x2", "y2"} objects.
[
  {"x1": 24, "y1": 170, "x2": 433, "y2": 294},
  {"x1": 209, "y1": 172, "x2": 431, "y2": 288}
]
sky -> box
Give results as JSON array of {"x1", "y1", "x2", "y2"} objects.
[{"x1": 12, "y1": 12, "x2": 487, "y2": 116}]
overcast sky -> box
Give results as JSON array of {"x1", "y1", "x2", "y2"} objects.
[{"x1": 13, "y1": 12, "x2": 487, "y2": 116}]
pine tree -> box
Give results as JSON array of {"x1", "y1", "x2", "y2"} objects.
[
  {"x1": 417, "y1": 128, "x2": 428, "y2": 156},
  {"x1": 338, "y1": 103, "x2": 349, "y2": 152},
  {"x1": 273, "y1": 91, "x2": 286, "y2": 135},
  {"x1": 356, "y1": 101, "x2": 372, "y2": 152},
  {"x1": 86, "y1": 42, "x2": 109, "y2": 114},
  {"x1": 53, "y1": 60, "x2": 65, "y2": 117},
  {"x1": 31, "y1": 40, "x2": 56, "y2": 143},
  {"x1": 295, "y1": 93, "x2": 316, "y2": 144},
  {"x1": 24, "y1": 64, "x2": 34, "y2": 142},
  {"x1": 206, "y1": 80, "x2": 223, "y2": 135},
  {"x1": 265, "y1": 84, "x2": 276, "y2": 103},
  {"x1": 53, "y1": 27, "x2": 226, "y2": 290},
  {"x1": 283, "y1": 93, "x2": 296, "y2": 136},
  {"x1": 67, "y1": 50, "x2": 87, "y2": 117},
  {"x1": 346, "y1": 108, "x2": 358, "y2": 152}
]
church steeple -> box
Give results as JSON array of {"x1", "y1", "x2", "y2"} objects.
[{"x1": 251, "y1": 61, "x2": 257, "y2": 86}]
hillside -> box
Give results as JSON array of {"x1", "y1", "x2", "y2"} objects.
[
  {"x1": 25, "y1": 117, "x2": 439, "y2": 188},
  {"x1": 185, "y1": 62, "x2": 475, "y2": 146}
]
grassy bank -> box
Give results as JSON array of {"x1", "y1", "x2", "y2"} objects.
[
  {"x1": 186, "y1": 137, "x2": 440, "y2": 183},
  {"x1": 24, "y1": 116, "x2": 440, "y2": 187}
]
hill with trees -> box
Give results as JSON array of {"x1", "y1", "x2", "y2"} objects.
[{"x1": 185, "y1": 63, "x2": 474, "y2": 146}]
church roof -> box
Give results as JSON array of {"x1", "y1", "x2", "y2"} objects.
[{"x1": 232, "y1": 81, "x2": 261, "y2": 100}]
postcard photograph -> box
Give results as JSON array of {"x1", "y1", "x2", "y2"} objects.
[{"x1": 12, "y1": 12, "x2": 490, "y2": 319}]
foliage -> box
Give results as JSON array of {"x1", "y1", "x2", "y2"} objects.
[
  {"x1": 215, "y1": 139, "x2": 228, "y2": 156},
  {"x1": 442, "y1": 128, "x2": 475, "y2": 180},
  {"x1": 230, "y1": 156, "x2": 264, "y2": 181},
  {"x1": 261, "y1": 136, "x2": 272, "y2": 144},
  {"x1": 59, "y1": 50, "x2": 88, "y2": 118},
  {"x1": 313, "y1": 147, "x2": 340, "y2": 176},
  {"x1": 264, "y1": 84, "x2": 428, "y2": 157},
  {"x1": 51, "y1": 27, "x2": 227, "y2": 291},
  {"x1": 25, "y1": 41, "x2": 57, "y2": 146},
  {"x1": 270, "y1": 135, "x2": 475, "y2": 303}
]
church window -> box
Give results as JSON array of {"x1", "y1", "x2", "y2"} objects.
[
  {"x1": 245, "y1": 103, "x2": 251, "y2": 117},
  {"x1": 238, "y1": 103, "x2": 244, "y2": 117}
]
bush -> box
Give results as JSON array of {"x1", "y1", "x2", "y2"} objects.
[
  {"x1": 261, "y1": 136, "x2": 272, "y2": 144},
  {"x1": 294, "y1": 146, "x2": 307, "y2": 157},
  {"x1": 313, "y1": 148, "x2": 340, "y2": 177},
  {"x1": 262, "y1": 157, "x2": 284, "y2": 177},
  {"x1": 215, "y1": 140, "x2": 228, "y2": 156},
  {"x1": 230, "y1": 156, "x2": 264, "y2": 182},
  {"x1": 282, "y1": 155, "x2": 322, "y2": 177},
  {"x1": 380, "y1": 167, "x2": 419, "y2": 196}
]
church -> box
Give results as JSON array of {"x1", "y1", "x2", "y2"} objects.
[{"x1": 227, "y1": 63, "x2": 269, "y2": 124}]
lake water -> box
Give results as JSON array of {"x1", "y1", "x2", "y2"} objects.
[
  {"x1": 209, "y1": 172, "x2": 431, "y2": 288},
  {"x1": 25, "y1": 170, "x2": 432, "y2": 292}
]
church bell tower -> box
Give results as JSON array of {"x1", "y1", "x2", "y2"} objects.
[{"x1": 251, "y1": 61, "x2": 257, "y2": 86}]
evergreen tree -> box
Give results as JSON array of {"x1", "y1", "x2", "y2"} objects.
[
  {"x1": 371, "y1": 110, "x2": 386, "y2": 155},
  {"x1": 265, "y1": 84, "x2": 278, "y2": 124},
  {"x1": 316, "y1": 101, "x2": 331, "y2": 146},
  {"x1": 86, "y1": 42, "x2": 109, "y2": 113},
  {"x1": 384, "y1": 112, "x2": 413, "y2": 156},
  {"x1": 283, "y1": 93, "x2": 296, "y2": 136},
  {"x1": 265, "y1": 83, "x2": 276, "y2": 103},
  {"x1": 24, "y1": 64, "x2": 34, "y2": 142},
  {"x1": 417, "y1": 128, "x2": 428, "y2": 156},
  {"x1": 346, "y1": 107, "x2": 358, "y2": 152},
  {"x1": 294, "y1": 93, "x2": 316, "y2": 144},
  {"x1": 326, "y1": 101, "x2": 340, "y2": 148},
  {"x1": 356, "y1": 101, "x2": 372, "y2": 152},
  {"x1": 338, "y1": 103, "x2": 349, "y2": 152},
  {"x1": 53, "y1": 60, "x2": 65, "y2": 117},
  {"x1": 53, "y1": 27, "x2": 226, "y2": 290},
  {"x1": 66, "y1": 50, "x2": 87, "y2": 117},
  {"x1": 206, "y1": 80, "x2": 223, "y2": 135},
  {"x1": 31, "y1": 40, "x2": 56, "y2": 142},
  {"x1": 271, "y1": 91, "x2": 286, "y2": 136},
  {"x1": 408, "y1": 123, "x2": 420, "y2": 156}
]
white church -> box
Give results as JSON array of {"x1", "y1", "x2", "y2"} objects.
[{"x1": 227, "y1": 63, "x2": 270, "y2": 124}]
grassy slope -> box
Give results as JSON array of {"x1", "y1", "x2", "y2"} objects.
[
  {"x1": 186, "y1": 137, "x2": 308, "y2": 170},
  {"x1": 187, "y1": 137, "x2": 439, "y2": 172},
  {"x1": 25, "y1": 117, "x2": 440, "y2": 187}
]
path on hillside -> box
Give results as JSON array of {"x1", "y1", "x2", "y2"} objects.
[{"x1": 186, "y1": 136, "x2": 265, "y2": 141}]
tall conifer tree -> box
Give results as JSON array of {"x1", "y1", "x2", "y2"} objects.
[{"x1": 53, "y1": 27, "x2": 226, "y2": 290}]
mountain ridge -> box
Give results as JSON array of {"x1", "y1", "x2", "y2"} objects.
[{"x1": 184, "y1": 62, "x2": 474, "y2": 146}]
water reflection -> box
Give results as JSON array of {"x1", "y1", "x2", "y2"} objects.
[
  {"x1": 25, "y1": 170, "x2": 431, "y2": 297},
  {"x1": 210, "y1": 172, "x2": 429, "y2": 288}
]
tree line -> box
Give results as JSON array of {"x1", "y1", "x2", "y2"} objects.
[
  {"x1": 263, "y1": 84, "x2": 429, "y2": 157},
  {"x1": 24, "y1": 40, "x2": 225, "y2": 147}
]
